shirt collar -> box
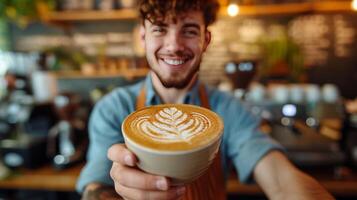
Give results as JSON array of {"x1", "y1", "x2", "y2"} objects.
[
  {"x1": 143, "y1": 73, "x2": 202, "y2": 106},
  {"x1": 144, "y1": 74, "x2": 157, "y2": 105}
]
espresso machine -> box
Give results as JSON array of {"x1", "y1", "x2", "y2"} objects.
[
  {"x1": 0, "y1": 92, "x2": 52, "y2": 169},
  {"x1": 224, "y1": 60, "x2": 257, "y2": 99},
  {"x1": 47, "y1": 93, "x2": 89, "y2": 169},
  {"x1": 243, "y1": 84, "x2": 346, "y2": 167},
  {"x1": 0, "y1": 71, "x2": 56, "y2": 169}
]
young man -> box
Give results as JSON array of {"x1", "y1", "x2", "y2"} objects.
[{"x1": 77, "y1": 0, "x2": 334, "y2": 199}]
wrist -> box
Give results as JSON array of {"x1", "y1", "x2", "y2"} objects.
[{"x1": 82, "y1": 184, "x2": 123, "y2": 200}]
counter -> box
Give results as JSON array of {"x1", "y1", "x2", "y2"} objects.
[{"x1": 1, "y1": 163, "x2": 357, "y2": 198}]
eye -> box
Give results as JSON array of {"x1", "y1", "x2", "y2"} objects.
[
  {"x1": 183, "y1": 28, "x2": 199, "y2": 37},
  {"x1": 152, "y1": 26, "x2": 166, "y2": 35}
]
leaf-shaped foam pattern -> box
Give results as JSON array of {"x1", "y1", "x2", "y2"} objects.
[{"x1": 131, "y1": 107, "x2": 211, "y2": 142}]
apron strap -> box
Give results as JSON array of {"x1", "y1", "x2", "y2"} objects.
[
  {"x1": 136, "y1": 84, "x2": 147, "y2": 110},
  {"x1": 198, "y1": 84, "x2": 210, "y2": 110}
]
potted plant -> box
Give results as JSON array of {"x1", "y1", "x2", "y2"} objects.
[
  {"x1": 0, "y1": 0, "x2": 55, "y2": 28},
  {"x1": 258, "y1": 25, "x2": 304, "y2": 83}
]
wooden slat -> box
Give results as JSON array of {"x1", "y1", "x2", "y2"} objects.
[
  {"x1": 49, "y1": 9, "x2": 138, "y2": 21},
  {"x1": 219, "y1": 1, "x2": 353, "y2": 17},
  {"x1": 45, "y1": 1, "x2": 355, "y2": 22},
  {"x1": 0, "y1": 164, "x2": 83, "y2": 191},
  {"x1": 226, "y1": 179, "x2": 357, "y2": 197},
  {"x1": 53, "y1": 68, "x2": 149, "y2": 80},
  {"x1": 314, "y1": 1, "x2": 353, "y2": 12},
  {"x1": 220, "y1": 2, "x2": 312, "y2": 16},
  {"x1": 1, "y1": 163, "x2": 357, "y2": 196}
]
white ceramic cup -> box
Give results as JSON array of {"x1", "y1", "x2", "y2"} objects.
[
  {"x1": 247, "y1": 83, "x2": 265, "y2": 103},
  {"x1": 269, "y1": 84, "x2": 289, "y2": 103},
  {"x1": 322, "y1": 84, "x2": 339, "y2": 103},
  {"x1": 305, "y1": 84, "x2": 321, "y2": 103},
  {"x1": 122, "y1": 107, "x2": 224, "y2": 185},
  {"x1": 31, "y1": 71, "x2": 58, "y2": 103},
  {"x1": 289, "y1": 84, "x2": 305, "y2": 103},
  {"x1": 123, "y1": 135, "x2": 222, "y2": 185},
  {"x1": 120, "y1": 0, "x2": 136, "y2": 8}
]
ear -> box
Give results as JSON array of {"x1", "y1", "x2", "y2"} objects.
[
  {"x1": 139, "y1": 24, "x2": 146, "y2": 48},
  {"x1": 203, "y1": 30, "x2": 211, "y2": 52}
]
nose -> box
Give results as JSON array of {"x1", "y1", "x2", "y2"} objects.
[{"x1": 164, "y1": 31, "x2": 184, "y2": 53}]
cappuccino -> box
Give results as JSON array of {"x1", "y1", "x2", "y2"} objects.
[
  {"x1": 123, "y1": 104, "x2": 223, "y2": 151},
  {"x1": 122, "y1": 104, "x2": 224, "y2": 184}
]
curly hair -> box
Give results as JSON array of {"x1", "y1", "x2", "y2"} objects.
[{"x1": 138, "y1": 0, "x2": 220, "y2": 27}]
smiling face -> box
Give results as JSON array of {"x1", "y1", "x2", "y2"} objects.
[{"x1": 141, "y1": 11, "x2": 211, "y2": 89}]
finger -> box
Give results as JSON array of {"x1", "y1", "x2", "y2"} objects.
[
  {"x1": 110, "y1": 163, "x2": 170, "y2": 191},
  {"x1": 115, "y1": 183, "x2": 186, "y2": 200},
  {"x1": 108, "y1": 143, "x2": 137, "y2": 167}
]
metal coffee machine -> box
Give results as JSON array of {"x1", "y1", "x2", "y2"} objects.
[
  {"x1": 0, "y1": 95, "x2": 54, "y2": 169},
  {"x1": 225, "y1": 60, "x2": 257, "y2": 99},
  {"x1": 244, "y1": 84, "x2": 346, "y2": 167},
  {"x1": 47, "y1": 93, "x2": 89, "y2": 169}
]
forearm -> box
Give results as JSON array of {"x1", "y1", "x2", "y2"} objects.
[
  {"x1": 81, "y1": 183, "x2": 123, "y2": 200},
  {"x1": 271, "y1": 167, "x2": 335, "y2": 200},
  {"x1": 254, "y1": 151, "x2": 335, "y2": 200}
]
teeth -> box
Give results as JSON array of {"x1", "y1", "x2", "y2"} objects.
[{"x1": 163, "y1": 59, "x2": 185, "y2": 65}]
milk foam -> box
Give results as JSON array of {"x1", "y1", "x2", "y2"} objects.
[{"x1": 131, "y1": 107, "x2": 211, "y2": 143}]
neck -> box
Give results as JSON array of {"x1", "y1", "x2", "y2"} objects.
[{"x1": 150, "y1": 72, "x2": 198, "y2": 104}]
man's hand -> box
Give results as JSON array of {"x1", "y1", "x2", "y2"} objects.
[{"x1": 107, "y1": 144, "x2": 186, "y2": 200}]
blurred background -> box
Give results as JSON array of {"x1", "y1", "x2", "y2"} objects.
[{"x1": 0, "y1": 0, "x2": 357, "y2": 199}]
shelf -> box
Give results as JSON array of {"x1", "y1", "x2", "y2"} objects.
[
  {"x1": 0, "y1": 164, "x2": 83, "y2": 191},
  {"x1": 47, "y1": 9, "x2": 138, "y2": 22},
  {"x1": 220, "y1": 2, "x2": 313, "y2": 16},
  {"x1": 2, "y1": 163, "x2": 357, "y2": 196},
  {"x1": 219, "y1": 1, "x2": 354, "y2": 17},
  {"x1": 43, "y1": 1, "x2": 355, "y2": 23},
  {"x1": 53, "y1": 68, "x2": 149, "y2": 80},
  {"x1": 314, "y1": 1, "x2": 354, "y2": 12},
  {"x1": 227, "y1": 167, "x2": 357, "y2": 197}
]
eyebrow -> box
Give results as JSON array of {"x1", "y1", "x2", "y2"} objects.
[
  {"x1": 149, "y1": 21, "x2": 201, "y2": 31},
  {"x1": 151, "y1": 21, "x2": 168, "y2": 27},
  {"x1": 182, "y1": 23, "x2": 201, "y2": 30}
]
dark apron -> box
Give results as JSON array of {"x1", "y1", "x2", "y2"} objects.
[{"x1": 135, "y1": 84, "x2": 226, "y2": 200}]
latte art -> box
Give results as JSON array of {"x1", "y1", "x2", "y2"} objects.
[
  {"x1": 132, "y1": 107, "x2": 211, "y2": 143},
  {"x1": 123, "y1": 104, "x2": 223, "y2": 151}
]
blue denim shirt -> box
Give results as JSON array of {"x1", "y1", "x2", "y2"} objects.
[{"x1": 76, "y1": 74, "x2": 283, "y2": 193}]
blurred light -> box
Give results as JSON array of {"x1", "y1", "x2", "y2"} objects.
[
  {"x1": 227, "y1": 3, "x2": 240, "y2": 17},
  {"x1": 352, "y1": 0, "x2": 357, "y2": 11},
  {"x1": 282, "y1": 104, "x2": 297, "y2": 117},
  {"x1": 238, "y1": 62, "x2": 253, "y2": 71},
  {"x1": 54, "y1": 155, "x2": 67, "y2": 165},
  {"x1": 0, "y1": 61, "x2": 8, "y2": 76},
  {"x1": 4, "y1": 153, "x2": 23, "y2": 167},
  {"x1": 225, "y1": 62, "x2": 236, "y2": 74},
  {"x1": 306, "y1": 117, "x2": 318, "y2": 127},
  {"x1": 55, "y1": 96, "x2": 69, "y2": 108},
  {"x1": 281, "y1": 117, "x2": 292, "y2": 126}
]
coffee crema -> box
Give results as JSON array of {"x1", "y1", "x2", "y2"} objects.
[{"x1": 122, "y1": 104, "x2": 223, "y2": 151}]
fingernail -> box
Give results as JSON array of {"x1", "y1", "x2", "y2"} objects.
[
  {"x1": 124, "y1": 155, "x2": 133, "y2": 166},
  {"x1": 176, "y1": 187, "x2": 186, "y2": 195},
  {"x1": 156, "y1": 178, "x2": 168, "y2": 190}
]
